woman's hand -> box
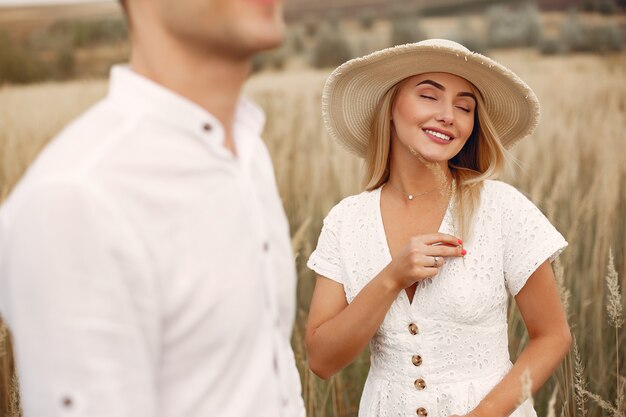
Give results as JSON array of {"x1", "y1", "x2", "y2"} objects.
[{"x1": 384, "y1": 232, "x2": 465, "y2": 291}]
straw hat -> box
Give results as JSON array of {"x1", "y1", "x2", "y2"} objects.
[{"x1": 322, "y1": 39, "x2": 540, "y2": 158}]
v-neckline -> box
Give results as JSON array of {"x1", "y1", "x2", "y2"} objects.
[{"x1": 375, "y1": 184, "x2": 453, "y2": 309}]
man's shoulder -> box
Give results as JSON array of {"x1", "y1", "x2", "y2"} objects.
[
  {"x1": 18, "y1": 98, "x2": 136, "y2": 186},
  {"x1": 0, "y1": 98, "x2": 136, "y2": 215}
]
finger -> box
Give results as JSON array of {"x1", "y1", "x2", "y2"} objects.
[
  {"x1": 415, "y1": 265, "x2": 440, "y2": 281},
  {"x1": 424, "y1": 244, "x2": 465, "y2": 258},
  {"x1": 419, "y1": 254, "x2": 445, "y2": 269},
  {"x1": 419, "y1": 233, "x2": 462, "y2": 247}
]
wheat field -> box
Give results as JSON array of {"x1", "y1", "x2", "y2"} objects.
[{"x1": 0, "y1": 50, "x2": 624, "y2": 416}]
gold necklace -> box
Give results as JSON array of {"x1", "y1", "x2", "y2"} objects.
[{"x1": 387, "y1": 182, "x2": 437, "y2": 201}]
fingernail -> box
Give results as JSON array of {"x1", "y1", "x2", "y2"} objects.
[
  {"x1": 461, "y1": 249, "x2": 467, "y2": 256},
  {"x1": 458, "y1": 239, "x2": 463, "y2": 245}
]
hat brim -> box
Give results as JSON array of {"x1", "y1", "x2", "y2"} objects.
[{"x1": 322, "y1": 41, "x2": 540, "y2": 158}]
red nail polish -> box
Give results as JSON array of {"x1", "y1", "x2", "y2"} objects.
[
  {"x1": 458, "y1": 239, "x2": 463, "y2": 245},
  {"x1": 461, "y1": 249, "x2": 467, "y2": 256}
]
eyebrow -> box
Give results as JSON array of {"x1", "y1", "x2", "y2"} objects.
[{"x1": 416, "y1": 79, "x2": 477, "y2": 103}]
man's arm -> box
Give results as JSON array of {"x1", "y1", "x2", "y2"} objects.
[{"x1": 1, "y1": 178, "x2": 158, "y2": 417}]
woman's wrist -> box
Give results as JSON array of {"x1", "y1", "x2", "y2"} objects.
[
  {"x1": 471, "y1": 398, "x2": 502, "y2": 417},
  {"x1": 378, "y1": 263, "x2": 404, "y2": 294}
]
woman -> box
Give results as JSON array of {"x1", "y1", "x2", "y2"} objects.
[{"x1": 306, "y1": 39, "x2": 571, "y2": 417}]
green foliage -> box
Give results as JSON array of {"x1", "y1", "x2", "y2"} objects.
[
  {"x1": 47, "y1": 18, "x2": 128, "y2": 48},
  {"x1": 55, "y1": 44, "x2": 76, "y2": 80},
  {"x1": 539, "y1": 35, "x2": 564, "y2": 55},
  {"x1": 581, "y1": 0, "x2": 619, "y2": 14},
  {"x1": 559, "y1": 10, "x2": 623, "y2": 53},
  {"x1": 0, "y1": 32, "x2": 50, "y2": 84},
  {"x1": 286, "y1": 27, "x2": 306, "y2": 55},
  {"x1": 302, "y1": 16, "x2": 319, "y2": 38},
  {"x1": 310, "y1": 23, "x2": 352, "y2": 69},
  {"x1": 448, "y1": 18, "x2": 488, "y2": 55},
  {"x1": 560, "y1": 10, "x2": 593, "y2": 52},
  {"x1": 251, "y1": 50, "x2": 286, "y2": 73},
  {"x1": 487, "y1": 3, "x2": 543, "y2": 49},
  {"x1": 390, "y1": 15, "x2": 427, "y2": 47},
  {"x1": 588, "y1": 23, "x2": 624, "y2": 52},
  {"x1": 357, "y1": 8, "x2": 376, "y2": 30}
]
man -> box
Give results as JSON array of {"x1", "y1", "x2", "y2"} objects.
[{"x1": 0, "y1": 0, "x2": 305, "y2": 416}]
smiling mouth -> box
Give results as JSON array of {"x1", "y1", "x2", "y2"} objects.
[{"x1": 423, "y1": 129, "x2": 453, "y2": 141}]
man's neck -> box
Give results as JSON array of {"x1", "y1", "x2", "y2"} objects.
[{"x1": 129, "y1": 34, "x2": 251, "y2": 155}]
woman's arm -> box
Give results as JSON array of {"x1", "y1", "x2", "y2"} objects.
[
  {"x1": 306, "y1": 233, "x2": 464, "y2": 379},
  {"x1": 306, "y1": 268, "x2": 400, "y2": 379},
  {"x1": 466, "y1": 261, "x2": 572, "y2": 417}
]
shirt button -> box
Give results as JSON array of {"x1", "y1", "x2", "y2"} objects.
[
  {"x1": 414, "y1": 378, "x2": 426, "y2": 390},
  {"x1": 263, "y1": 241, "x2": 270, "y2": 252},
  {"x1": 408, "y1": 323, "x2": 418, "y2": 335},
  {"x1": 411, "y1": 354, "x2": 423, "y2": 366},
  {"x1": 416, "y1": 407, "x2": 428, "y2": 417},
  {"x1": 61, "y1": 396, "x2": 73, "y2": 408},
  {"x1": 202, "y1": 122, "x2": 212, "y2": 132}
]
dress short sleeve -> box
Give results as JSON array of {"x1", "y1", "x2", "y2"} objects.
[
  {"x1": 499, "y1": 183, "x2": 568, "y2": 296},
  {"x1": 307, "y1": 204, "x2": 344, "y2": 285}
]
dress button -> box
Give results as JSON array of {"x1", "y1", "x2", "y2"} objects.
[
  {"x1": 202, "y1": 122, "x2": 212, "y2": 132},
  {"x1": 263, "y1": 241, "x2": 270, "y2": 252},
  {"x1": 414, "y1": 378, "x2": 426, "y2": 390},
  {"x1": 408, "y1": 323, "x2": 418, "y2": 335},
  {"x1": 411, "y1": 354, "x2": 423, "y2": 366},
  {"x1": 416, "y1": 407, "x2": 428, "y2": 417}
]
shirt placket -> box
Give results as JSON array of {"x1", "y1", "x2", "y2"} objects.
[{"x1": 239, "y1": 161, "x2": 292, "y2": 415}]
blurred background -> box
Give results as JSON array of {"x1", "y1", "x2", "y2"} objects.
[
  {"x1": 0, "y1": 0, "x2": 625, "y2": 82},
  {"x1": 0, "y1": 0, "x2": 625, "y2": 416}
]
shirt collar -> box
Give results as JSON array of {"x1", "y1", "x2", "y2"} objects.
[{"x1": 107, "y1": 65, "x2": 266, "y2": 148}]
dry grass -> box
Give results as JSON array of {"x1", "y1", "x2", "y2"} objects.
[{"x1": 0, "y1": 50, "x2": 625, "y2": 417}]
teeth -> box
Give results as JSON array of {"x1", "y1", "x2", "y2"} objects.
[{"x1": 425, "y1": 129, "x2": 452, "y2": 141}]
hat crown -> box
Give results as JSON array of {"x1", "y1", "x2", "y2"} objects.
[
  {"x1": 417, "y1": 38, "x2": 470, "y2": 53},
  {"x1": 322, "y1": 38, "x2": 540, "y2": 158}
]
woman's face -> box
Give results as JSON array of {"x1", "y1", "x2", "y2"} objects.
[{"x1": 391, "y1": 72, "x2": 477, "y2": 164}]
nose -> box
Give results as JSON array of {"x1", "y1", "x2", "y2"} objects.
[{"x1": 436, "y1": 102, "x2": 454, "y2": 126}]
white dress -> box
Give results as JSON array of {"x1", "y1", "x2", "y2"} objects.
[{"x1": 307, "y1": 180, "x2": 567, "y2": 417}]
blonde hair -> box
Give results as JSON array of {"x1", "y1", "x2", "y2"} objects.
[{"x1": 363, "y1": 80, "x2": 510, "y2": 241}]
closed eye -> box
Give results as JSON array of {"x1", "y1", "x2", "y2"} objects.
[
  {"x1": 456, "y1": 106, "x2": 471, "y2": 113},
  {"x1": 420, "y1": 95, "x2": 436, "y2": 100}
]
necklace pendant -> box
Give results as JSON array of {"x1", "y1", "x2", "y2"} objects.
[{"x1": 408, "y1": 195, "x2": 414, "y2": 200}]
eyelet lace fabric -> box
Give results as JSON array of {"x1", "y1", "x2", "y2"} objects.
[{"x1": 308, "y1": 180, "x2": 567, "y2": 417}]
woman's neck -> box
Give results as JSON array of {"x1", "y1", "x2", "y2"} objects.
[{"x1": 387, "y1": 145, "x2": 452, "y2": 195}]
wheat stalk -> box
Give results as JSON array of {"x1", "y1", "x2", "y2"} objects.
[
  {"x1": 519, "y1": 367, "x2": 534, "y2": 409},
  {"x1": 572, "y1": 335, "x2": 587, "y2": 417},
  {"x1": 553, "y1": 258, "x2": 570, "y2": 318},
  {"x1": 581, "y1": 389, "x2": 623, "y2": 417},
  {"x1": 605, "y1": 249, "x2": 623, "y2": 417},
  {"x1": 546, "y1": 385, "x2": 558, "y2": 417},
  {"x1": 606, "y1": 249, "x2": 624, "y2": 329}
]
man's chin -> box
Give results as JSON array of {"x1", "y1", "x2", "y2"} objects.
[{"x1": 254, "y1": 23, "x2": 285, "y2": 51}]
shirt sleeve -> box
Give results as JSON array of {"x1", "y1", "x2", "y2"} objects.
[
  {"x1": 0, "y1": 178, "x2": 158, "y2": 417},
  {"x1": 500, "y1": 183, "x2": 568, "y2": 297},
  {"x1": 307, "y1": 204, "x2": 345, "y2": 284}
]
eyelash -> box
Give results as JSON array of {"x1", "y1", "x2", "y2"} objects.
[{"x1": 420, "y1": 95, "x2": 471, "y2": 113}]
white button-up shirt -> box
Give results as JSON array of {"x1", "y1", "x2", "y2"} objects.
[{"x1": 0, "y1": 66, "x2": 305, "y2": 417}]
